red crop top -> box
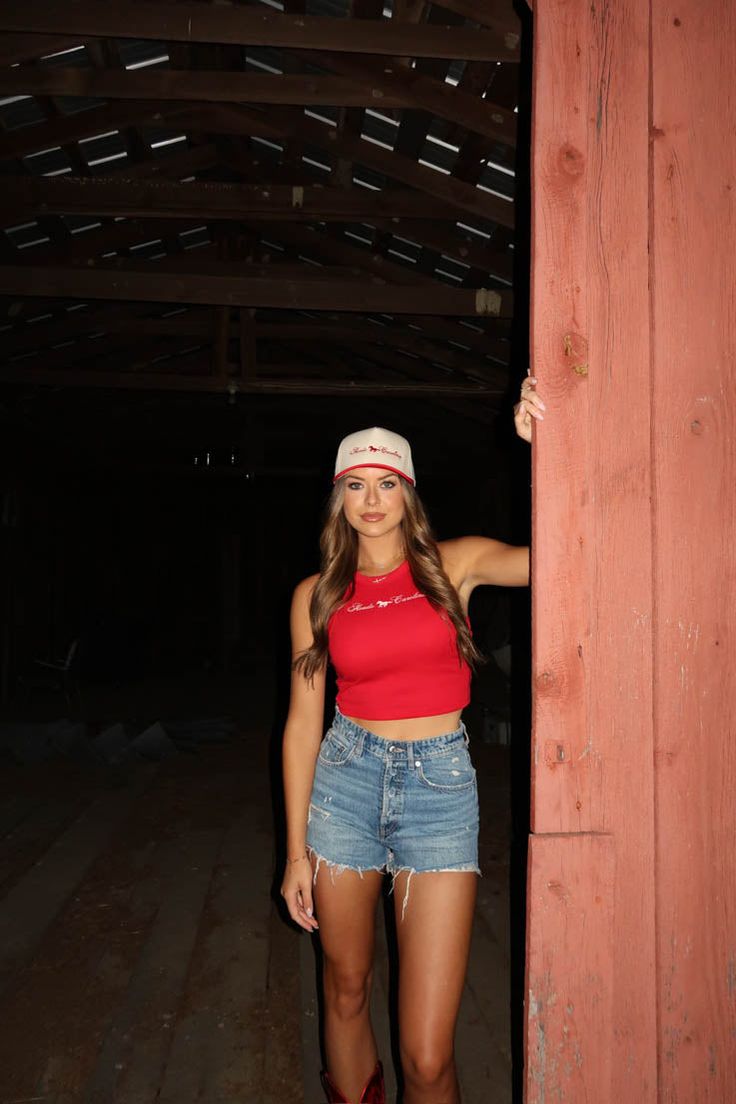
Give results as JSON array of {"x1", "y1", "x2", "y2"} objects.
[{"x1": 327, "y1": 560, "x2": 471, "y2": 720}]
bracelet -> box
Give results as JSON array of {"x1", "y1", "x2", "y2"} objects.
[{"x1": 287, "y1": 852, "x2": 308, "y2": 864}]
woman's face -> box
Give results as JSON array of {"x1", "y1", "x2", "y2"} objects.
[{"x1": 341, "y1": 467, "x2": 406, "y2": 539}]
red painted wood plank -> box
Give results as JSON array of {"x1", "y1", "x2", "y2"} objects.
[
  {"x1": 650, "y1": 2, "x2": 736, "y2": 1098},
  {"x1": 525, "y1": 834, "x2": 615, "y2": 1102},
  {"x1": 529, "y1": 0, "x2": 593, "y2": 838},
  {"x1": 529, "y1": 0, "x2": 656, "y2": 1097}
]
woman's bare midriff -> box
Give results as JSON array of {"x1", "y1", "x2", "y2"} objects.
[{"x1": 344, "y1": 710, "x2": 463, "y2": 741}]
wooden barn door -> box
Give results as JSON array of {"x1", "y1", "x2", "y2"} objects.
[{"x1": 525, "y1": 1, "x2": 736, "y2": 1100}]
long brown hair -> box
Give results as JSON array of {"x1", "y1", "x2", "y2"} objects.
[{"x1": 293, "y1": 477, "x2": 482, "y2": 680}]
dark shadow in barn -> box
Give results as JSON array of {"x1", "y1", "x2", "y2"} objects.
[
  {"x1": 0, "y1": 407, "x2": 529, "y2": 1103},
  {"x1": 0, "y1": 3, "x2": 532, "y2": 1099}
]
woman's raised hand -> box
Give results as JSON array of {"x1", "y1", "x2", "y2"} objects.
[
  {"x1": 281, "y1": 855, "x2": 320, "y2": 933},
  {"x1": 513, "y1": 375, "x2": 545, "y2": 443}
]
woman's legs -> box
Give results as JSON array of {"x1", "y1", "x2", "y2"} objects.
[
  {"x1": 392, "y1": 870, "x2": 477, "y2": 1104},
  {"x1": 312, "y1": 860, "x2": 385, "y2": 1100}
]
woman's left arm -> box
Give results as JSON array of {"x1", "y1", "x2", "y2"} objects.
[{"x1": 441, "y1": 536, "x2": 529, "y2": 590}]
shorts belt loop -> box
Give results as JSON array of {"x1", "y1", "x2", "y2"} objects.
[{"x1": 463, "y1": 725, "x2": 470, "y2": 748}]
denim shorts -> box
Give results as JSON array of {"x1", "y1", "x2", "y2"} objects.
[{"x1": 306, "y1": 710, "x2": 480, "y2": 912}]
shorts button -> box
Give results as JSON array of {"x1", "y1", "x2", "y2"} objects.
[
  {"x1": 389, "y1": 788, "x2": 395, "y2": 796},
  {"x1": 389, "y1": 745, "x2": 395, "y2": 751},
  {"x1": 415, "y1": 760, "x2": 421, "y2": 767}
]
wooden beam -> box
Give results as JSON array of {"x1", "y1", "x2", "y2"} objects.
[
  {"x1": 0, "y1": 364, "x2": 503, "y2": 396},
  {"x1": 402, "y1": 312, "x2": 508, "y2": 349},
  {"x1": 239, "y1": 220, "x2": 514, "y2": 327},
  {"x1": 199, "y1": 103, "x2": 515, "y2": 227},
  {"x1": 0, "y1": 99, "x2": 194, "y2": 161},
  {"x1": 1, "y1": 306, "x2": 210, "y2": 356},
  {"x1": 261, "y1": 322, "x2": 509, "y2": 372},
  {"x1": 2, "y1": 309, "x2": 508, "y2": 375},
  {"x1": 429, "y1": 0, "x2": 521, "y2": 44},
  {"x1": 1, "y1": 176, "x2": 486, "y2": 223},
  {"x1": 0, "y1": 0, "x2": 520, "y2": 61},
  {"x1": 221, "y1": 148, "x2": 515, "y2": 283},
  {"x1": 11, "y1": 218, "x2": 212, "y2": 272},
  {"x1": 0, "y1": 264, "x2": 510, "y2": 315},
  {"x1": 0, "y1": 33, "x2": 82, "y2": 66},
  {"x1": 293, "y1": 49, "x2": 516, "y2": 148},
  {"x1": 0, "y1": 67, "x2": 417, "y2": 109},
  {"x1": 377, "y1": 220, "x2": 514, "y2": 285},
  {"x1": 0, "y1": 64, "x2": 516, "y2": 148}
]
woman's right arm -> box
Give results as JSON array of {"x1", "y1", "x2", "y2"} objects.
[{"x1": 281, "y1": 574, "x2": 325, "y2": 932}]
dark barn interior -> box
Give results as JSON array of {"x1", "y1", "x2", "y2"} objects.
[{"x1": 0, "y1": 1, "x2": 532, "y2": 1100}]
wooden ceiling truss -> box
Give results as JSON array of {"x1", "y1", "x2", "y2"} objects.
[{"x1": 0, "y1": 0, "x2": 522, "y2": 459}]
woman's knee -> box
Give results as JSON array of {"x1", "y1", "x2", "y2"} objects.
[
  {"x1": 400, "y1": 1041, "x2": 454, "y2": 1088},
  {"x1": 323, "y1": 961, "x2": 373, "y2": 1021}
]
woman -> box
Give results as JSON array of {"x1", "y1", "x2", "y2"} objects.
[{"x1": 281, "y1": 379, "x2": 544, "y2": 1104}]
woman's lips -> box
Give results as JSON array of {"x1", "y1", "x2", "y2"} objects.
[{"x1": 361, "y1": 513, "x2": 386, "y2": 522}]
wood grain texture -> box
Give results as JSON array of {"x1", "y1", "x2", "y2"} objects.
[
  {"x1": 529, "y1": 0, "x2": 656, "y2": 1097},
  {"x1": 525, "y1": 834, "x2": 614, "y2": 1103},
  {"x1": 529, "y1": 0, "x2": 593, "y2": 836},
  {"x1": 650, "y1": 2, "x2": 736, "y2": 1098}
]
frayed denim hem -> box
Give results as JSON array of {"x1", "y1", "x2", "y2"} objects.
[{"x1": 307, "y1": 847, "x2": 480, "y2": 920}]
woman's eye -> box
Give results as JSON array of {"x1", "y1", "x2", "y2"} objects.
[
  {"x1": 347, "y1": 482, "x2": 364, "y2": 491},
  {"x1": 381, "y1": 480, "x2": 397, "y2": 490}
]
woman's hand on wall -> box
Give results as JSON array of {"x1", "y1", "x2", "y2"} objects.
[{"x1": 513, "y1": 375, "x2": 545, "y2": 443}]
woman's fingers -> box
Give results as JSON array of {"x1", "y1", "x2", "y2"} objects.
[
  {"x1": 520, "y1": 376, "x2": 545, "y2": 419},
  {"x1": 513, "y1": 376, "x2": 545, "y2": 442},
  {"x1": 288, "y1": 893, "x2": 318, "y2": 932},
  {"x1": 282, "y1": 881, "x2": 319, "y2": 932},
  {"x1": 296, "y1": 884, "x2": 319, "y2": 929}
]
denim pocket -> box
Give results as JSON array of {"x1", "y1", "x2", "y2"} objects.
[
  {"x1": 416, "y1": 746, "x2": 476, "y2": 791},
  {"x1": 317, "y1": 729, "x2": 358, "y2": 767}
]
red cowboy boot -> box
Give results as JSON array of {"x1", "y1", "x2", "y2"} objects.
[
  {"x1": 321, "y1": 1060, "x2": 385, "y2": 1104},
  {"x1": 358, "y1": 1060, "x2": 385, "y2": 1103}
]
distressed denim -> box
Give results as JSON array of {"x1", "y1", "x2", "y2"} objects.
[{"x1": 306, "y1": 709, "x2": 480, "y2": 915}]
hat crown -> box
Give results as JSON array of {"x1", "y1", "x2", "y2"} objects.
[{"x1": 334, "y1": 427, "x2": 415, "y2": 485}]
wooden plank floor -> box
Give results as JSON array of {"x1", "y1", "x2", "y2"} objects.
[{"x1": 0, "y1": 685, "x2": 511, "y2": 1104}]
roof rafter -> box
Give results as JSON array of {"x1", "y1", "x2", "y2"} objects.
[
  {"x1": 222, "y1": 147, "x2": 514, "y2": 283},
  {"x1": 0, "y1": 263, "x2": 509, "y2": 315},
  {"x1": 0, "y1": 0, "x2": 520, "y2": 61},
  {"x1": 2, "y1": 176, "x2": 498, "y2": 223},
  {"x1": 0, "y1": 67, "x2": 515, "y2": 148},
  {"x1": 0, "y1": 99, "x2": 195, "y2": 161},
  {"x1": 184, "y1": 103, "x2": 515, "y2": 227},
  {"x1": 0, "y1": 364, "x2": 502, "y2": 397}
]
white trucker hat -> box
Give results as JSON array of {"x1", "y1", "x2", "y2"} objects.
[{"x1": 333, "y1": 427, "x2": 416, "y2": 486}]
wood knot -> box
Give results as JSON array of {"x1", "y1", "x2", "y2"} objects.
[
  {"x1": 690, "y1": 419, "x2": 704, "y2": 435},
  {"x1": 563, "y1": 332, "x2": 589, "y2": 376},
  {"x1": 559, "y1": 143, "x2": 585, "y2": 177},
  {"x1": 544, "y1": 740, "x2": 568, "y2": 766}
]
